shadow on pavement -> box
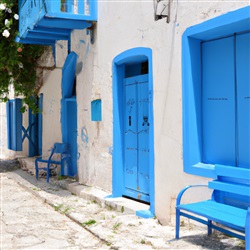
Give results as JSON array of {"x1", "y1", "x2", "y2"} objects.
[
  {"x1": 0, "y1": 159, "x2": 20, "y2": 173},
  {"x1": 1, "y1": 158, "x2": 73, "y2": 197},
  {"x1": 175, "y1": 230, "x2": 245, "y2": 249}
]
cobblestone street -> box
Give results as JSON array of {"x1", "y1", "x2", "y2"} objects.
[
  {"x1": 0, "y1": 161, "x2": 106, "y2": 249},
  {"x1": 0, "y1": 159, "x2": 245, "y2": 249}
]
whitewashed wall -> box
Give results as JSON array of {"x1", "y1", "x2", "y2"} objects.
[
  {"x1": 0, "y1": 102, "x2": 17, "y2": 159},
  {"x1": 37, "y1": 46, "x2": 63, "y2": 156},
  {"x1": 38, "y1": 68, "x2": 62, "y2": 156}
]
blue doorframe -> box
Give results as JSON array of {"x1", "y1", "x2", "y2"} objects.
[
  {"x1": 112, "y1": 47, "x2": 155, "y2": 218},
  {"x1": 61, "y1": 52, "x2": 78, "y2": 177}
]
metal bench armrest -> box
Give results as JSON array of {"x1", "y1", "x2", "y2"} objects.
[{"x1": 176, "y1": 184, "x2": 208, "y2": 206}]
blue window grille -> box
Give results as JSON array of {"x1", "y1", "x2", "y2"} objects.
[
  {"x1": 6, "y1": 99, "x2": 23, "y2": 151},
  {"x1": 91, "y1": 99, "x2": 102, "y2": 121},
  {"x1": 17, "y1": 0, "x2": 97, "y2": 45}
]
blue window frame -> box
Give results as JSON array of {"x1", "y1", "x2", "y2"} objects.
[{"x1": 182, "y1": 6, "x2": 250, "y2": 178}]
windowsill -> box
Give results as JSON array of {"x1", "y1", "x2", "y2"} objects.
[
  {"x1": 193, "y1": 162, "x2": 215, "y2": 169},
  {"x1": 185, "y1": 162, "x2": 217, "y2": 178}
]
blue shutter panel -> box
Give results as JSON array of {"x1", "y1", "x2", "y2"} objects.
[
  {"x1": 6, "y1": 99, "x2": 23, "y2": 151},
  {"x1": 236, "y1": 33, "x2": 250, "y2": 168},
  {"x1": 202, "y1": 37, "x2": 236, "y2": 166},
  {"x1": 38, "y1": 93, "x2": 43, "y2": 156}
]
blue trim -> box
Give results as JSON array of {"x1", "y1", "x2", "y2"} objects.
[
  {"x1": 112, "y1": 47, "x2": 155, "y2": 216},
  {"x1": 136, "y1": 210, "x2": 155, "y2": 219},
  {"x1": 182, "y1": 6, "x2": 250, "y2": 178}
]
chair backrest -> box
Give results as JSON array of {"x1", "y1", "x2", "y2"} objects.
[
  {"x1": 47, "y1": 143, "x2": 69, "y2": 160},
  {"x1": 53, "y1": 143, "x2": 69, "y2": 154}
]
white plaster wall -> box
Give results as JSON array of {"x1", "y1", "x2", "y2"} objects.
[
  {"x1": 0, "y1": 102, "x2": 17, "y2": 159},
  {"x1": 69, "y1": 1, "x2": 248, "y2": 223},
  {"x1": 38, "y1": 69, "x2": 62, "y2": 156},
  {"x1": 0, "y1": 97, "x2": 29, "y2": 159}
]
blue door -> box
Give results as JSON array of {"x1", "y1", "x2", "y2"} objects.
[
  {"x1": 202, "y1": 32, "x2": 250, "y2": 169},
  {"x1": 61, "y1": 52, "x2": 78, "y2": 177},
  {"x1": 61, "y1": 98, "x2": 77, "y2": 176},
  {"x1": 124, "y1": 74, "x2": 150, "y2": 202}
]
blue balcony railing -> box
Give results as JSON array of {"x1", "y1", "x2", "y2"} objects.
[{"x1": 17, "y1": 0, "x2": 97, "y2": 45}]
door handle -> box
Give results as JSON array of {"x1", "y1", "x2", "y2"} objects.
[
  {"x1": 142, "y1": 116, "x2": 149, "y2": 126},
  {"x1": 129, "y1": 116, "x2": 132, "y2": 126}
]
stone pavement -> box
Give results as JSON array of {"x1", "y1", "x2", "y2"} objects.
[{"x1": 0, "y1": 159, "x2": 246, "y2": 249}]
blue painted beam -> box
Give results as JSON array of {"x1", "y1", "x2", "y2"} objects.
[
  {"x1": 16, "y1": 36, "x2": 55, "y2": 46},
  {"x1": 25, "y1": 31, "x2": 70, "y2": 41},
  {"x1": 38, "y1": 17, "x2": 92, "y2": 30},
  {"x1": 35, "y1": 26, "x2": 72, "y2": 36}
]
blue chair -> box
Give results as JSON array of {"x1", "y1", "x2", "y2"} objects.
[{"x1": 35, "y1": 143, "x2": 70, "y2": 182}]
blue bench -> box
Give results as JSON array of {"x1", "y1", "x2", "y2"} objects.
[
  {"x1": 176, "y1": 165, "x2": 250, "y2": 249},
  {"x1": 35, "y1": 143, "x2": 70, "y2": 182}
]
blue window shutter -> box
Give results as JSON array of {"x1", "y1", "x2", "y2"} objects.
[
  {"x1": 38, "y1": 93, "x2": 43, "y2": 156},
  {"x1": 6, "y1": 99, "x2": 23, "y2": 151},
  {"x1": 62, "y1": 52, "x2": 78, "y2": 99}
]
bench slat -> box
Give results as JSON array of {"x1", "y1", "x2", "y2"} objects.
[
  {"x1": 215, "y1": 164, "x2": 250, "y2": 180},
  {"x1": 208, "y1": 180, "x2": 250, "y2": 196},
  {"x1": 177, "y1": 200, "x2": 246, "y2": 229}
]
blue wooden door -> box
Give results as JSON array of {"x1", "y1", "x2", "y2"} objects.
[
  {"x1": 63, "y1": 98, "x2": 77, "y2": 176},
  {"x1": 124, "y1": 74, "x2": 150, "y2": 202},
  {"x1": 61, "y1": 52, "x2": 78, "y2": 177},
  {"x1": 202, "y1": 32, "x2": 250, "y2": 169}
]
